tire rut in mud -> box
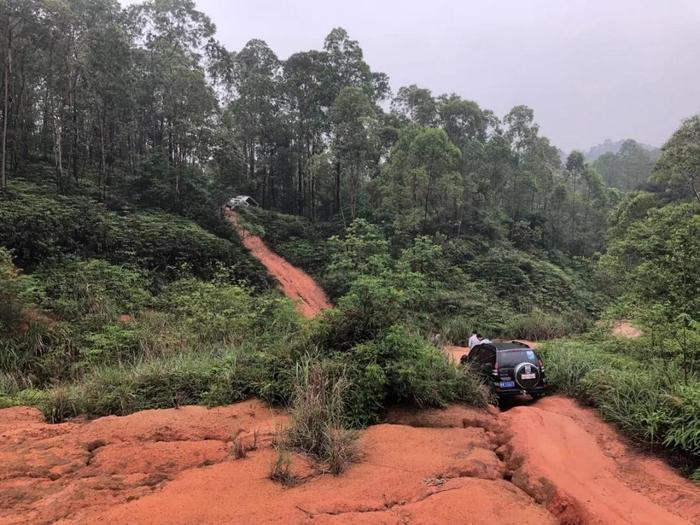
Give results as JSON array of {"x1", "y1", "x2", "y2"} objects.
[{"x1": 498, "y1": 396, "x2": 699, "y2": 525}]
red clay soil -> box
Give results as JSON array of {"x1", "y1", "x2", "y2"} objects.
[
  {"x1": 3, "y1": 397, "x2": 697, "y2": 524},
  {"x1": 225, "y1": 209, "x2": 331, "y2": 319},
  {"x1": 1, "y1": 403, "x2": 556, "y2": 525},
  {"x1": 443, "y1": 345, "x2": 471, "y2": 363},
  {"x1": 504, "y1": 396, "x2": 700, "y2": 525},
  {"x1": 612, "y1": 320, "x2": 643, "y2": 338}
]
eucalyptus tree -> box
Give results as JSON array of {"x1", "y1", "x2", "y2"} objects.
[
  {"x1": 654, "y1": 115, "x2": 700, "y2": 203},
  {"x1": 323, "y1": 28, "x2": 376, "y2": 102},
  {"x1": 128, "y1": 0, "x2": 218, "y2": 204},
  {"x1": 284, "y1": 50, "x2": 328, "y2": 216},
  {"x1": 1, "y1": 0, "x2": 45, "y2": 189},
  {"x1": 408, "y1": 128, "x2": 461, "y2": 231},
  {"x1": 227, "y1": 39, "x2": 284, "y2": 207},
  {"x1": 565, "y1": 150, "x2": 585, "y2": 247},
  {"x1": 392, "y1": 85, "x2": 438, "y2": 127},
  {"x1": 330, "y1": 86, "x2": 379, "y2": 219}
]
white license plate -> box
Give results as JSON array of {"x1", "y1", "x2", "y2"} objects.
[{"x1": 521, "y1": 373, "x2": 536, "y2": 380}]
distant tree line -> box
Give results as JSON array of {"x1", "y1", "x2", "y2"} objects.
[
  {"x1": 592, "y1": 139, "x2": 657, "y2": 192},
  {"x1": 1, "y1": 0, "x2": 690, "y2": 257}
]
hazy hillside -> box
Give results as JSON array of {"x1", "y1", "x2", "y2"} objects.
[{"x1": 584, "y1": 138, "x2": 660, "y2": 161}]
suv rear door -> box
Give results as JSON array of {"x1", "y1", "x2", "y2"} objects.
[{"x1": 497, "y1": 349, "x2": 541, "y2": 389}]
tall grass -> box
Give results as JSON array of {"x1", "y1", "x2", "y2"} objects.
[
  {"x1": 284, "y1": 359, "x2": 358, "y2": 475},
  {"x1": 504, "y1": 309, "x2": 591, "y2": 340}
]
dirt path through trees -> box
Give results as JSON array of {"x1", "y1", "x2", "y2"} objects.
[{"x1": 225, "y1": 210, "x2": 331, "y2": 318}]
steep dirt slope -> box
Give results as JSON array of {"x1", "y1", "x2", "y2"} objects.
[{"x1": 225, "y1": 209, "x2": 331, "y2": 318}]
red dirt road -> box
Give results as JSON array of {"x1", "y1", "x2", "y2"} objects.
[
  {"x1": 225, "y1": 210, "x2": 331, "y2": 318},
  {"x1": 2, "y1": 398, "x2": 697, "y2": 524},
  {"x1": 505, "y1": 396, "x2": 700, "y2": 524}
]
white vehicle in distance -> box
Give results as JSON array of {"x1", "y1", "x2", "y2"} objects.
[{"x1": 224, "y1": 195, "x2": 260, "y2": 209}]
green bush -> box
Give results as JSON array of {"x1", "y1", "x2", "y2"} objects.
[
  {"x1": 0, "y1": 247, "x2": 39, "y2": 337},
  {"x1": 465, "y1": 248, "x2": 601, "y2": 314},
  {"x1": 662, "y1": 385, "x2": 700, "y2": 458},
  {"x1": 344, "y1": 326, "x2": 491, "y2": 425},
  {"x1": 37, "y1": 259, "x2": 152, "y2": 325},
  {"x1": 0, "y1": 182, "x2": 271, "y2": 286}
]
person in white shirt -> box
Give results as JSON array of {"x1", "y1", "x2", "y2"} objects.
[
  {"x1": 478, "y1": 335, "x2": 492, "y2": 345},
  {"x1": 468, "y1": 331, "x2": 480, "y2": 349}
]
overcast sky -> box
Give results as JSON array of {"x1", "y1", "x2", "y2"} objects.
[{"x1": 129, "y1": 0, "x2": 700, "y2": 152}]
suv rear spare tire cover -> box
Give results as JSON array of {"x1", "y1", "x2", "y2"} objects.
[{"x1": 514, "y1": 362, "x2": 540, "y2": 390}]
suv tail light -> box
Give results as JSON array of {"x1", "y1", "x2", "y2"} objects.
[{"x1": 491, "y1": 361, "x2": 499, "y2": 376}]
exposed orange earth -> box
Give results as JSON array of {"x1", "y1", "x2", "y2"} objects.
[
  {"x1": 224, "y1": 209, "x2": 331, "y2": 318},
  {"x1": 612, "y1": 320, "x2": 643, "y2": 338},
  {"x1": 2, "y1": 397, "x2": 698, "y2": 524},
  {"x1": 2, "y1": 214, "x2": 697, "y2": 525}
]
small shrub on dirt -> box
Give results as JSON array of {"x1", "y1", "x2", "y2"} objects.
[
  {"x1": 42, "y1": 386, "x2": 80, "y2": 423},
  {"x1": 232, "y1": 435, "x2": 248, "y2": 459},
  {"x1": 348, "y1": 326, "x2": 491, "y2": 418},
  {"x1": 284, "y1": 359, "x2": 358, "y2": 474},
  {"x1": 231, "y1": 429, "x2": 259, "y2": 459},
  {"x1": 269, "y1": 449, "x2": 297, "y2": 486}
]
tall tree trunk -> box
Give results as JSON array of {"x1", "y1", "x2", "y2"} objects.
[
  {"x1": 570, "y1": 175, "x2": 577, "y2": 246},
  {"x1": 334, "y1": 160, "x2": 341, "y2": 215},
  {"x1": 53, "y1": 116, "x2": 63, "y2": 192},
  {"x1": 70, "y1": 81, "x2": 79, "y2": 184},
  {"x1": 423, "y1": 172, "x2": 432, "y2": 233},
  {"x1": 262, "y1": 165, "x2": 268, "y2": 208},
  {"x1": 100, "y1": 110, "x2": 107, "y2": 202},
  {"x1": 1, "y1": 19, "x2": 11, "y2": 192}
]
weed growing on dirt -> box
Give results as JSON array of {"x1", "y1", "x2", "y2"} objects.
[
  {"x1": 231, "y1": 429, "x2": 260, "y2": 459},
  {"x1": 269, "y1": 449, "x2": 297, "y2": 486},
  {"x1": 284, "y1": 359, "x2": 358, "y2": 474}
]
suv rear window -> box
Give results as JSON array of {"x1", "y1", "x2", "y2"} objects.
[{"x1": 498, "y1": 349, "x2": 538, "y2": 367}]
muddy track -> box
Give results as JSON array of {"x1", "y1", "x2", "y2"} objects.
[
  {"x1": 0, "y1": 403, "x2": 554, "y2": 524},
  {"x1": 503, "y1": 397, "x2": 699, "y2": 524},
  {"x1": 225, "y1": 209, "x2": 331, "y2": 318}
]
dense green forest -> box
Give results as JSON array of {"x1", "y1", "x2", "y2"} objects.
[{"x1": 1, "y1": 0, "x2": 699, "y2": 476}]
